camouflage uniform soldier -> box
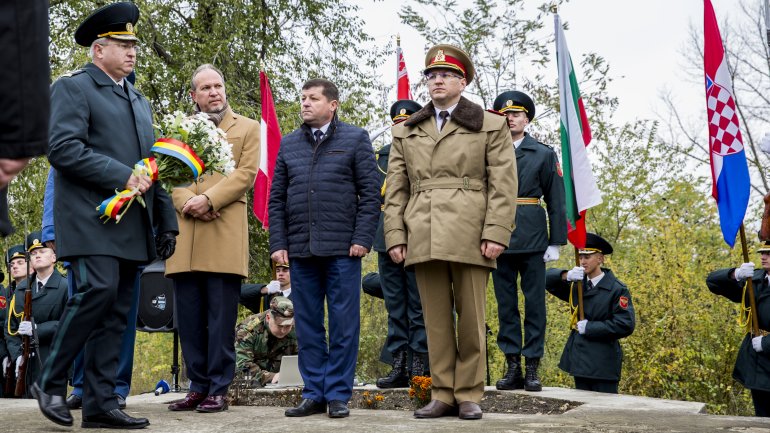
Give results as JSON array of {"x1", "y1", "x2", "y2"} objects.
[{"x1": 235, "y1": 296, "x2": 298, "y2": 386}]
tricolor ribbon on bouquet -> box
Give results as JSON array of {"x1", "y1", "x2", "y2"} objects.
[{"x1": 97, "y1": 138, "x2": 206, "y2": 222}]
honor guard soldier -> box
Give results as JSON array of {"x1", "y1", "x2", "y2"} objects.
[
  {"x1": 0, "y1": 245, "x2": 20, "y2": 397},
  {"x1": 491, "y1": 90, "x2": 567, "y2": 391},
  {"x1": 706, "y1": 241, "x2": 770, "y2": 417},
  {"x1": 234, "y1": 296, "x2": 298, "y2": 387},
  {"x1": 5, "y1": 232, "x2": 68, "y2": 397},
  {"x1": 545, "y1": 233, "x2": 635, "y2": 393},
  {"x1": 375, "y1": 100, "x2": 429, "y2": 388}
]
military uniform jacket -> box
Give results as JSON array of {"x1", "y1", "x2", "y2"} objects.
[
  {"x1": 5, "y1": 270, "x2": 68, "y2": 363},
  {"x1": 384, "y1": 97, "x2": 518, "y2": 268},
  {"x1": 505, "y1": 134, "x2": 567, "y2": 254},
  {"x1": 234, "y1": 312, "x2": 298, "y2": 386},
  {"x1": 0, "y1": 284, "x2": 12, "y2": 361},
  {"x1": 546, "y1": 268, "x2": 635, "y2": 381},
  {"x1": 706, "y1": 268, "x2": 770, "y2": 392},
  {"x1": 372, "y1": 143, "x2": 390, "y2": 253},
  {"x1": 48, "y1": 63, "x2": 178, "y2": 261}
]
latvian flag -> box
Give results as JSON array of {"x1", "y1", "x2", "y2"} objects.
[{"x1": 253, "y1": 71, "x2": 282, "y2": 229}]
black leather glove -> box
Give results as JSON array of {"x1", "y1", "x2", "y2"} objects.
[{"x1": 155, "y1": 231, "x2": 177, "y2": 260}]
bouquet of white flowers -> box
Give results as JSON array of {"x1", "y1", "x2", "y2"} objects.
[{"x1": 98, "y1": 111, "x2": 235, "y2": 222}]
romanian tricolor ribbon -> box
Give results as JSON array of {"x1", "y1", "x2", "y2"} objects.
[
  {"x1": 152, "y1": 138, "x2": 206, "y2": 178},
  {"x1": 96, "y1": 157, "x2": 160, "y2": 222}
]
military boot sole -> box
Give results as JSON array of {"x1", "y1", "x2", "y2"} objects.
[
  {"x1": 376, "y1": 376, "x2": 409, "y2": 388},
  {"x1": 495, "y1": 380, "x2": 525, "y2": 390},
  {"x1": 524, "y1": 382, "x2": 542, "y2": 392}
]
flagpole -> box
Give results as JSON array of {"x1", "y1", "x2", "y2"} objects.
[
  {"x1": 739, "y1": 224, "x2": 760, "y2": 336},
  {"x1": 574, "y1": 248, "x2": 584, "y2": 320}
]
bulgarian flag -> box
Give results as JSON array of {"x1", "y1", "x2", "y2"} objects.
[
  {"x1": 253, "y1": 71, "x2": 282, "y2": 229},
  {"x1": 555, "y1": 13, "x2": 602, "y2": 249}
]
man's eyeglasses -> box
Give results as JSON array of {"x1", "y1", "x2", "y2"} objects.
[
  {"x1": 424, "y1": 71, "x2": 463, "y2": 82},
  {"x1": 99, "y1": 41, "x2": 139, "y2": 52}
]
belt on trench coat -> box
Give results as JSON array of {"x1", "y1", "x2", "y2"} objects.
[{"x1": 411, "y1": 177, "x2": 485, "y2": 194}]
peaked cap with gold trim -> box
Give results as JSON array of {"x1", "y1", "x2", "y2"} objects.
[
  {"x1": 75, "y1": 2, "x2": 140, "y2": 47},
  {"x1": 424, "y1": 44, "x2": 475, "y2": 84}
]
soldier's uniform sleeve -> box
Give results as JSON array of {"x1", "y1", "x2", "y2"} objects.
[
  {"x1": 706, "y1": 268, "x2": 744, "y2": 303},
  {"x1": 383, "y1": 130, "x2": 410, "y2": 249},
  {"x1": 234, "y1": 315, "x2": 263, "y2": 376},
  {"x1": 481, "y1": 116, "x2": 517, "y2": 246},
  {"x1": 545, "y1": 268, "x2": 571, "y2": 302},
  {"x1": 542, "y1": 147, "x2": 567, "y2": 246},
  {"x1": 585, "y1": 284, "x2": 635, "y2": 340}
]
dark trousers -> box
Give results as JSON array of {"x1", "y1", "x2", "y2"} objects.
[
  {"x1": 492, "y1": 252, "x2": 546, "y2": 358},
  {"x1": 574, "y1": 376, "x2": 618, "y2": 394},
  {"x1": 70, "y1": 268, "x2": 140, "y2": 399},
  {"x1": 378, "y1": 253, "x2": 427, "y2": 357},
  {"x1": 291, "y1": 256, "x2": 361, "y2": 403},
  {"x1": 752, "y1": 389, "x2": 770, "y2": 417},
  {"x1": 39, "y1": 256, "x2": 140, "y2": 416},
  {"x1": 173, "y1": 272, "x2": 241, "y2": 396}
]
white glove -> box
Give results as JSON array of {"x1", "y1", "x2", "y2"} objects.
[
  {"x1": 566, "y1": 266, "x2": 585, "y2": 282},
  {"x1": 18, "y1": 320, "x2": 34, "y2": 336},
  {"x1": 15, "y1": 355, "x2": 22, "y2": 376},
  {"x1": 543, "y1": 245, "x2": 560, "y2": 263},
  {"x1": 752, "y1": 335, "x2": 764, "y2": 352},
  {"x1": 577, "y1": 320, "x2": 588, "y2": 335},
  {"x1": 266, "y1": 280, "x2": 281, "y2": 295},
  {"x1": 2, "y1": 356, "x2": 9, "y2": 376},
  {"x1": 734, "y1": 262, "x2": 755, "y2": 280},
  {"x1": 760, "y1": 132, "x2": 770, "y2": 155}
]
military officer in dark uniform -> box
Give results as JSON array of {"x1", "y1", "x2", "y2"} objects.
[
  {"x1": 706, "y1": 241, "x2": 770, "y2": 417},
  {"x1": 491, "y1": 90, "x2": 567, "y2": 391},
  {"x1": 375, "y1": 100, "x2": 429, "y2": 388},
  {"x1": 5, "y1": 232, "x2": 68, "y2": 398},
  {"x1": 30, "y1": 2, "x2": 178, "y2": 429},
  {"x1": 0, "y1": 246, "x2": 18, "y2": 397},
  {"x1": 545, "y1": 233, "x2": 635, "y2": 393},
  {"x1": 3, "y1": 243, "x2": 33, "y2": 396}
]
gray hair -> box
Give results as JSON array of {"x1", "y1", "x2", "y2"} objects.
[
  {"x1": 89, "y1": 37, "x2": 109, "y2": 59},
  {"x1": 191, "y1": 64, "x2": 225, "y2": 91}
]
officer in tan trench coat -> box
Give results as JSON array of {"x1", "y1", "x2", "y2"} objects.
[
  {"x1": 166, "y1": 64, "x2": 259, "y2": 413},
  {"x1": 384, "y1": 44, "x2": 517, "y2": 420}
]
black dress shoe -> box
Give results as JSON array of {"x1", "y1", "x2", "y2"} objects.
[
  {"x1": 328, "y1": 400, "x2": 349, "y2": 418},
  {"x1": 30, "y1": 382, "x2": 73, "y2": 427},
  {"x1": 82, "y1": 409, "x2": 150, "y2": 429},
  {"x1": 116, "y1": 394, "x2": 127, "y2": 409},
  {"x1": 66, "y1": 393, "x2": 83, "y2": 410},
  {"x1": 285, "y1": 398, "x2": 326, "y2": 417}
]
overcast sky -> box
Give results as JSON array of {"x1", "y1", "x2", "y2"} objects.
[{"x1": 357, "y1": 0, "x2": 755, "y2": 127}]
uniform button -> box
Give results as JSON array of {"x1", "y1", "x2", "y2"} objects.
[
  {"x1": 311, "y1": 222, "x2": 316, "y2": 226},
  {"x1": 198, "y1": 176, "x2": 205, "y2": 183},
  {"x1": 311, "y1": 189, "x2": 315, "y2": 193}
]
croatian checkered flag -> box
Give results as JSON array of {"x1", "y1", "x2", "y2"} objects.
[{"x1": 704, "y1": 0, "x2": 750, "y2": 247}]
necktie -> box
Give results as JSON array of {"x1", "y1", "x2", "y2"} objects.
[
  {"x1": 438, "y1": 110, "x2": 449, "y2": 132},
  {"x1": 313, "y1": 130, "x2": 324, "y2": 146},
  {"x1": 37, "y1": 281, "x2": 43, "y2": 294},
  {"x1": 586, "y1": 280, "x2": 594, "y2": 292}
]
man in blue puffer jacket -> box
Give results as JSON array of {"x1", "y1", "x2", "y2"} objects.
[{"x1": 268, "y1": 78, "x2": 380, "y2": 419}]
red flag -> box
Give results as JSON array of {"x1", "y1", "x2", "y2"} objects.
[
  {"x1": 253, "y1": 71, "x2": 282, "y2": 229},
  {"x1": 396, "y1": 40, "x2": 412, "y2": 100}
]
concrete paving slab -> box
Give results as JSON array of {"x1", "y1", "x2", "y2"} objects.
[{"x1": 0, "y1": 389, "x2": 767, "y2": 433}]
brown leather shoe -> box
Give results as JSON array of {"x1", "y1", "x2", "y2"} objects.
[
  {"x1": 458, "y1": 401, "x2": 482, "y2": 420},
  {"x1": 167, "y1": 392, "x2": 207, "y2": 411},
  {"x1": 196, "y1": 395, "x2": 228, "y2": 413},
  {"x1": 413, "y1": 400, "x2": 457, "y2": 418}
]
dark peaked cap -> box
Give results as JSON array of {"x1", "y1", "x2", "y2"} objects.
[{"x1": 74, "y1": 2, "x2": 140, "y2": 47}]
